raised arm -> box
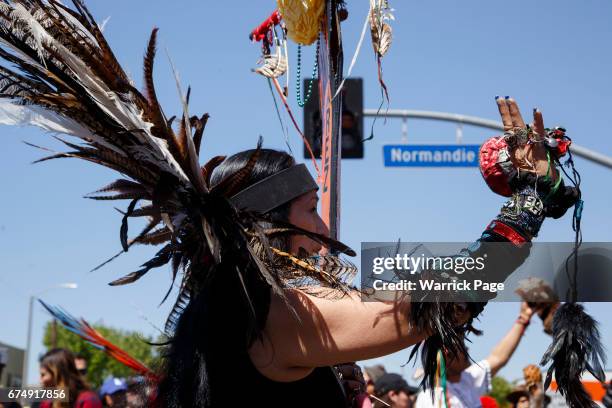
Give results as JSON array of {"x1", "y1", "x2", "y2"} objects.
[
  {"x1": 250, "y1": 98, "x2": 578, "y2": 384},
  {"x1": 249, "y1": 289, "x2": 429, "y2": 381},
  {"x1": 486, "y1": 302, "x2": 534, "y2": 376}
]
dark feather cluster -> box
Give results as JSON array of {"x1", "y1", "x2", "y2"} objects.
[
  {"x1": 409, "y1": 301, "x2": 485, "y2": 394},
  {"x1": 541, "y1": 303, "x2": 606, "y2": 408},
  {"x1": 0, "y1": 0, "x2": 357, "y2": 340}
]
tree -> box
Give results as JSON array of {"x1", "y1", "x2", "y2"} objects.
[
  {"x1": 42, "y1": 320, "x2": 162, "y2": 388},
  {"x1": 488, "y1": 375, "x2": 513, "y2": 408}
]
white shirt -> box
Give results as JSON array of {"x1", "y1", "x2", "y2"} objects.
[{"x1": 415, "y1": 360, "x2": 491, "y2": 408}]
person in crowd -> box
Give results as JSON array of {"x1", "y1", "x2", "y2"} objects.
[
  {"x1": 506, "y1": 381, "x2": 551, "y2": 408},
  {"x1": 520, "y1": 364, "x2": 550, "y2": 408},
  {"x1": 0, "y1": 402, "x2": 22, "y2": 408},
  {"x1": 364, "y1": 365, "x2": 387, "y2": 397},
  {"x1": 39, "y1": 348, "x2": 102, "y2": 408},
  {"x1": 74, "y1": 355, "x2": 88, "y2": 378},
  {"x1": 373, "y1": 373, "x2": 418, "y2": 408},
  {"x1": 99, "y1": 377, "x2": 128, "y2": 407},
  {"x1": 125, "y1": 377, "x2": 147, "y2": 408},
  {"x1": 415, "y1": 302, "x2": 536, "y2": 407},
  {"x1": 506, "y1": 385, "x2": 531, "y2": 408}
]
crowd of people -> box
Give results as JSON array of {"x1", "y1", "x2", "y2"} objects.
[
  {"x1": 355, "y1": 302, "x2": 565, "y2": 408},
  {"x1": 1, "y1": 298, "x2": 610, "y2": 408},
  {"x1": 4, "y1": 300, "x2": 606, "y2": 408},
  {"x1": 2, "y1": 302, "x2": 603, "y2": 408},
  {"x1": 0, "y1": 349, "x2": 151, "y2": 408}
]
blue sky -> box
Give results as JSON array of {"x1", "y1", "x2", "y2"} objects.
[{"x1": 1, "y1": 0, "x2": 611, "y2": 386}]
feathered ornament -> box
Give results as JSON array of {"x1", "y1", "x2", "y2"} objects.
[
  {"x1": 369, "y1": 0, "x2": 394, "y2": 104},
  {"x1": 540, "y1": 303, "x2": 606, "y2": 408},
  {"x1": 0, "y1": 0, "x2": 357, "y2": 343},
  {"x1": 531, "y1": 132, "x2": 605, "y2": 407},
  {"x1": 253, "y1": 48, "x2": 288, "y2": 79},
  {"x1": 269, "y1": 247, "x2": 357, "y2": 292},
  {"x1": 277, "y1": 0, "x2": 324, "y2": 45},
  {"x1": 38, "y1": 299, "x2": 157, "y2": 379},
  {"x1": 252, "y1": 23, "x2": 288, "y2": 79}
]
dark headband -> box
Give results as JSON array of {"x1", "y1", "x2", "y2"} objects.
[{"x1": 229, "y1": 164, "x2": 318, "y2": 214}]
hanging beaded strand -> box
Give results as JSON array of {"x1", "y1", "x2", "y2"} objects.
[{"x1": 296, "y1": 37, "x2": 320, "y2": 107}]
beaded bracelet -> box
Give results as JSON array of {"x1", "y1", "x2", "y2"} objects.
[{"x1": 516, "y1": 316, "x2": 531, "y2": 327}]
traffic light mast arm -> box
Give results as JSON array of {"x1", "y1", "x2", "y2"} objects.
[{"x1": 363, "y1": 108, "x2": 612, "y2": 170}]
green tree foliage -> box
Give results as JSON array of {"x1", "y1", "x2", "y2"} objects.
[
  {"x1": 488, "y1": 375, "x2": 513, "y2": 408},
  {"x1": 42, "y1": 320, "x2": 161, "y2": 388}
]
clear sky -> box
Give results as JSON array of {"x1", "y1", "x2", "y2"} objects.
[{"x1": 1, "y1": 0, "x2": 611, "y2": 387}]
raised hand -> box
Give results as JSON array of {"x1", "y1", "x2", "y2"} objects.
[{"x1": 496, "y1": 97, "x2": 558, "y2": 181}]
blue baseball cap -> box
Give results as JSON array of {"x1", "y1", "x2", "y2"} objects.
[{"x1": 100, "y1": 376, "x2": 128, "y2": 397}]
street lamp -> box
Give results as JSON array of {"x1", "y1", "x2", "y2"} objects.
[{"x1": 21, "y1": 283, "x2": 78, "y2": 386}]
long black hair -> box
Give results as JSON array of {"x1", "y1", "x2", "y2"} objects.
[{"x1": 157, "y1": 149, "x2": 295, "y2": 407}]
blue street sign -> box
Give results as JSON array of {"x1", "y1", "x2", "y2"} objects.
[{"x1": 383, "y1": 144, "x2": 480, "y2": 167}]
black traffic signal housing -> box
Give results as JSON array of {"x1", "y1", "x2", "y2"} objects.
[{"x1": 303, "y1": 77, "x2": 364, "y2": 159}]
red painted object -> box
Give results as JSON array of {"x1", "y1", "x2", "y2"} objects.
[
  {"x1": 479, "y1": 130, "x2": 571, "y2": 198},
  {"x1": 479, "y1": 136, "x2": 513, "y2": 197},
  {"x1": 250, "y1": 10, "x2": 281, "y2": 42},
  {"x1": 555, "y1": 137, "x2": 571, "y2": 157},
  {"x1": 480, "y1": 395, "x2": 499, "y2": 408}
]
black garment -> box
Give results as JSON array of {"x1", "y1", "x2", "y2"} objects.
[
  {"x1": 159, "y1": 261, "x2": 348, "y2": 407},
  {"x1": 203, "y1": 270, "x2": 347, "y2": 407},
  {"x1": 208, "y1": 351, "x2": 347, "y2": 407}
]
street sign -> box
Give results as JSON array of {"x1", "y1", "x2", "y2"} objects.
[{"x1": 383, "y1": 144, "x2": 480, "y2": 167}]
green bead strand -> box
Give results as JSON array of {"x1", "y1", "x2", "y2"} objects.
[{"x1": 296, "y1": 38, "x2": 319, "y2": 107}]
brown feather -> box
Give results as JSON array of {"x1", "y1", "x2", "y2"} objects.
[
  {"x1": 141, "y1": 27, "x2": 178, "y2": 153},
  {"x1": 88, "y1": 179, "x2": 150, "y2": 197},
  {"x1": 128, "y1": 204, "x2": 158, "y2": 218},
  {"x1": 211, "y1": 138, "x2": 262, "y2": 197},
  {"x1": 191, "y1": 113, "x2": 209, "y2": 157},
  {"x1": 133, "y1": 228, "x2": 172, "y2": 246},
  {"x1": 200, "y1": 155, "x2": 226, "y2": 187},
  {"x1": 85, "y1": 192, "x2": 146, "y2": 201}
]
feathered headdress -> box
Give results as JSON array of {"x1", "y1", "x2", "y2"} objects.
[{"x1": 0, "y1": 0, "x2": 356, "y2": 337}]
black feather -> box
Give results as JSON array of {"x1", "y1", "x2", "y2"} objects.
[
  {"x1": 120, "y1": 198, "x2": 140, "y2": 251},
  {"x1": 540, "y1": 303, "x2": 606, "y2": 408},
  {"x1": 409, "y1": 300, "x2": 485, "y2": 396},
  {"x1": 109, "y1": 244, "x2": 173, "y2": 286}
]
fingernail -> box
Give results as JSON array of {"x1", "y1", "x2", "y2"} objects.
[
  {"x1": 495, "y1": 95, "x2": 500, "y2": 100},
  {"x1": 534, "y1": 107, "x2": 539, "y2": 113},
  {"x1": 505, "y1": 96, "x2": 510, "y2": 99}
]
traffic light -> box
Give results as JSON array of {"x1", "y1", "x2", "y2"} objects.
[{"x1": 303, "y1": 77, "x2": 364, "y2": 159}]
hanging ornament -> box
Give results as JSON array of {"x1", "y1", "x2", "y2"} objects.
[
  {"x1": 295, "y1": 39, "x2": 320, "y2": 107},
  {"x1": 253, "y1": 26, "x2": 289, "y2": 79},
  {"x1": 277, "y1": 0, "x2": 325, "y2": 45},
  {"x1": 369, "y1": 0, "x2": 393, "y2": 58}
]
